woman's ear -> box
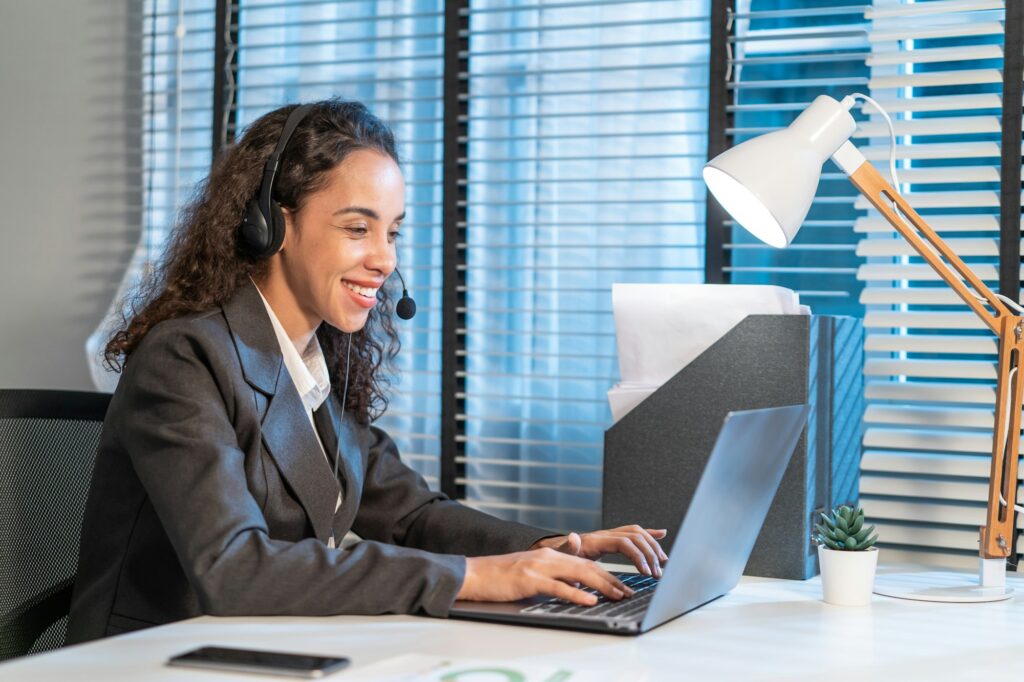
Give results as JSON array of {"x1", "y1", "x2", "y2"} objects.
[{"x1": 278, "y1": 206, "x2": 294, "y2": 253}]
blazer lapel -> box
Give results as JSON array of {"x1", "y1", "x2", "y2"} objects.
[
  {"x1": 222, "y1": 281, "x2": 342, "y2": 544},
  {"x1": 222, "y1": 281, "x2": 283, "y2": 397},
  {"x1": 312, "y1": 397, "x2": 364, "y2": 508},
  {"x1": 315, "y1": 393, "x2": 368, "y2": 536},
  {"x1": 260, "y1": 374, "x2": 340, "y2": 544}
]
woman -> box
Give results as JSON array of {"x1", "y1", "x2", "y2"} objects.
[{"x1": 67, "y1": 100, "x2": 667, "y2": 644}]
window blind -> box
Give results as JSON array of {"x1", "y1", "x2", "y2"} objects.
[
  {"x1": 726, "y1": 0, "x2": 870, "y2": 317},
  {"x1": 144, "y1": 0, "x2": 217, "y2": 254},
  {"x1": 858, "y1": 0, "x2": 1023, "y2": 569},
  {"x1": 229, "y1": 0, "x2": 447, "y2": 487},
  {"x1": 722, "y1": 0, "x2": 1023, "y2": 569},
  {"x1": 457, "y1": 0, "x2": 711, "y2": 530},
  {"x1": 138, "y1": 1, "x2": 1024, "y2": 559},
  {"x1": 88, "y1": 0, "x2": 218, "y2": 391},
  {"x1": 133, "y1": 0, "x2": 445, "y2": 484}
]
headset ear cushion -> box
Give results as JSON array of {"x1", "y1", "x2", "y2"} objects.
[{"x1": 240, "y1": 200, "x2": 270, "y2": 257}]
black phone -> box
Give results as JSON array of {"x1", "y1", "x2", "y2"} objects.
[{"x1": 167, "y1": 646, "x2": 350, "y2": 678}]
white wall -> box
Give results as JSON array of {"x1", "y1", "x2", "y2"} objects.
[{"x1": 0, "y1": 1, "x2": 142, "y2": 390}]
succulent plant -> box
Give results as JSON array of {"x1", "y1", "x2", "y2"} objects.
[{"x1": 814, "y1": 504, "x2": 878, "y2": 551}]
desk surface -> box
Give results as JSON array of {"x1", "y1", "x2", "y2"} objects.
[{"x1": 3, "y1": 567, "x2": 1023, "y2": 681}]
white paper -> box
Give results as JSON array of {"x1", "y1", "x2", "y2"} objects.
[
  {"x1": 607, "y1": 383, "x2": 658, "y2": 424},
  {"x1": 608, "y1": 284, "x2": 806, "y2": 423}
]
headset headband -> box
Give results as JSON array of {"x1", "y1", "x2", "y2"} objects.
[{"x1": 258, "y1": 103, "x2": 315, "y2": 222}]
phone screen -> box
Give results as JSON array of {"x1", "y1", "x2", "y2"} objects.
[{"x1": 168, "y1": 646, "x2": 350, "y2": 678}]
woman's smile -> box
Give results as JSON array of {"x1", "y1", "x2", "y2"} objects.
[{"x1": 342, "y1": 279, "x2": 380, "y2": 309}]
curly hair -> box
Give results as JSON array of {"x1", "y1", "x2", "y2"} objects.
[{"x1": 105, "y1": 99, "x2": 402, "y2": 425}]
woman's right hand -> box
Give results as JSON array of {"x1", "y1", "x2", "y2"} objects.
[{"x1": 456, "y1": 547, "x2": 635, "y2": 606}]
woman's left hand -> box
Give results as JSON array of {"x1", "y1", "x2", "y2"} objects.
[{"x1": 530, "y1": 525, "x2": 668, "y2": 578}]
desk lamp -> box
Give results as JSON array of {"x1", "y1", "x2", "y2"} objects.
[{"x1": 703, "y1": 94, "x2": 1021, "y2": 602}]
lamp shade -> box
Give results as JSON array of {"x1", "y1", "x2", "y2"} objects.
[{"x1": 702, "y1": 95, "x2": 857, "y2": 248}]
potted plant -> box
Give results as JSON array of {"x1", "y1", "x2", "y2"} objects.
[{"x1": 814, "y1": 504, "x2": 879, "y2": 606}]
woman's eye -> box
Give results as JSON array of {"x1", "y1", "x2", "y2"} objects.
[
  {"x1": 389, "y1": 230, "x2": 402, "y2": 242},
  {"x1": 344, "y1": 226, "x2": 368, "y2": 236}
]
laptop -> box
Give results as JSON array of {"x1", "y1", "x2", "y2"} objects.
[{"x1": 450, "y1": 403, "x2": 811, "y2": 635}]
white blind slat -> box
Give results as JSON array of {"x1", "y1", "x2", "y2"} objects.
[
  {"x1": 858, "y1": 263, "x2": 1006, "y2": 282},
  {"x1": 862, "y1": 92, "x2": 1005, "y2": 113},
  {"x1": 854, "y1": 215, "x2": 1000, "y2": 233},
  {"x1": 863, "y1": 427, "x2": 1010, "y2": 455},
  {"x1": 856, "y1": 237, "x2": 1004, "y2": 258},
  {"x1": 865, "y1": 381, "x2": 996, "y2": 405},
  {"x1": 863, "y1": 333, "x2": 996, "y2": 355},
  {"x1": 865, "y1": 405, "x2": 999, "y2": 430},
  {"x1": 869, "y1": 21, "x2": 1004, "y2": 43},
  {"x1": 863, "y1": 449, "x2": 995, "y2": 476},
  {"x1": 855, "y1": 115, "x2": 1000, "y2": 137},
  {"x1": 864, "y1": 358, "x2": 996, "y2": 380},
  {"x1": 863, "y1": 311, "x2": 988, "y2": 330},
  {"x1": 860, "y1": 474, "x2": 1012, "y2": 503},
  {"x1": 860, "y1": 288, "x2": 983, "y2": 305},
  {"x1": 867, "y1": 43, "x2": 1002, "y2": 66},
  {"x1": 865, "y1": 0, "x2": 1004, "y2": 20},
  {"x1": 869, "y1": 68, "x2": 1005, "y2": 90}
]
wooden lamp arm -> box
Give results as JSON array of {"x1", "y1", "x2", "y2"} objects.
[
  {"x1": 845, "y1": 158, "x2": 1010, "y2": 331},
  {"x1": 840, "y1": 151, "x2": 1023, "y2": 560}
]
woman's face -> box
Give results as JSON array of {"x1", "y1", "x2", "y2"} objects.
[{"x1": 279, "y1": 148, "x2": 405, "y2": 334}]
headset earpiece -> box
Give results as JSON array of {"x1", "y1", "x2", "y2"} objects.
[
  {"x1": 240, "y1": 199, "x2": 270, "y2": 258},
  {"x1": 238, "y1": 103, "x2": 315, "y2": 258}
]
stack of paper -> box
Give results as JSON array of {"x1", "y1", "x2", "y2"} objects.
[{"x1": 608, "y1": 284, "x2": 808, "y2": 423}]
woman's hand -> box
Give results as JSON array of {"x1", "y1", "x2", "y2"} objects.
[
  {"x1": 456, "y1": 548, "x2": 635, "y2": 606},
  {"x1": 530, "y1": 525, "x2": 669, "y2": 578}
]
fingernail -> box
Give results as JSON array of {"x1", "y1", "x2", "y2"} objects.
[
  {"x1": 643, "y1": 564, "x2": 652, "y2": 576},
  {"x1": 612, "y1": 588, "x2": 623, "y2": 599}
]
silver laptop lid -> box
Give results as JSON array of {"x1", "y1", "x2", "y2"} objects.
[{"x1": 641, "y1": 403, "x2": 810, "y2": 632}]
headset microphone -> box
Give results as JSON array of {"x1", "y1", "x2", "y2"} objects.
[{"x1": 393, "y1": 267, "x2": 417, "y2": 320}]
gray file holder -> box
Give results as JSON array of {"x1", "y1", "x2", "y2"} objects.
[{"x1": 602, "y1": 314, "x2": 864, "y2": 580}]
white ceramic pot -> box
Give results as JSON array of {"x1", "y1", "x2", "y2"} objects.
[{"x1": 817, "y1": 545, "x2": 879, "y2": 606}]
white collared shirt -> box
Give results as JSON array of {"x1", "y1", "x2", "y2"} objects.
[
  {"x1": 253, "y1": 287, "x2": 331, "y2": 425},
  {"x1": 253, "y1": 283, "x2": 343, "y2": 534}
]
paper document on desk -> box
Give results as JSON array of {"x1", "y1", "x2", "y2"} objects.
[
  {"x1": 346, "y1": 653, "x2": 620, "y2": 681},
  {"x1": 608, "y1": 284, "x2": 808, "y2": 423}
]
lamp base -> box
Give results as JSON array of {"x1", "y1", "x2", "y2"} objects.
[{"x1": 873, "y1": 570, "x2": 1014, "y2": 603}]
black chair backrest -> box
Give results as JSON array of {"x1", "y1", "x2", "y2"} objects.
[{"x1": 0, "y1": 389, "x2": 111, "y2": 660}]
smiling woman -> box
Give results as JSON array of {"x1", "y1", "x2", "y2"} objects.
[{"x1": 65, "y1": 99, "x2": 666, "y2": 644}]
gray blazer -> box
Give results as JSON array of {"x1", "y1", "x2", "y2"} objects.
[{"x1": 66, "y1": 282, "x2": 554, "y2": 644}]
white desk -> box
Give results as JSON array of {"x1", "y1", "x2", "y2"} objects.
[{"x1": 3, "y1": 568, "x2": 1023, "y2": 681}]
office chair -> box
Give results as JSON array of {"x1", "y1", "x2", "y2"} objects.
[{"x1": 0, "y1": 389, "x2": 110, "y2": 661}]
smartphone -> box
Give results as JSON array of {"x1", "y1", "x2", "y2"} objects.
[{"x1": 167, "y1": 646, "x2": 350, "y2": 678}]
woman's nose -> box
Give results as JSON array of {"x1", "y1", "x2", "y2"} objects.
[{"x1": 365, "y1": 233, "x2": 397, "y2": 275}]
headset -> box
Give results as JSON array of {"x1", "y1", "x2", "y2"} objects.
[{"x1": 239, "y1": 103, "x2": 416, "y2": 320}]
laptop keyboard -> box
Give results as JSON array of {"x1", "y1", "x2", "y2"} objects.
[{"x1": 520, "y1": 572, "x2": 659, "y2": 621}]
